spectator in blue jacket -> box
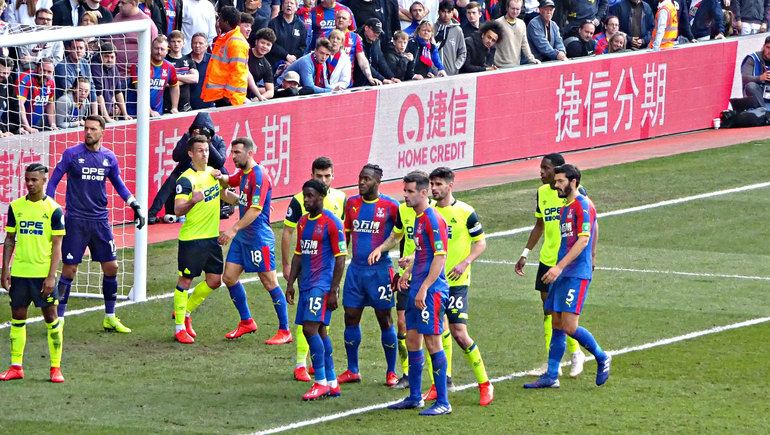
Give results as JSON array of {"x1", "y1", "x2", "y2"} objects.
[
  {"x1": 527, "y1": 0, "x2": 567, "y2": 61},
  {"x1": 611, "y1": 0, "x2": 654, "y2": 49},
  {"x1": 267, "y1": 0, "x2": 307, "y2": 73},
  {"x1": 689, "y1": 0, "x2": 725, "y2": 40},
  {"x1": 562, "y1": 0, "x2": 609, "y2": 37}
]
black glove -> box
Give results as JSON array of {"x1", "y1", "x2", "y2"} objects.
[{"x1": 130, "y1": 201, "x2": 146, "y2": 230}]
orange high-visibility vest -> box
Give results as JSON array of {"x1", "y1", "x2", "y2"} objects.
[
  {"x1": 201, "y1": 27, "x2": 249, "y2": 105},
  {"x1": 650, "y1": 1, "x2": 679, "y2": 49}
]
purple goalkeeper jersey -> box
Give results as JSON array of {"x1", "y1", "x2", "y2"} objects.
[{"x1": 46, "y1": 143, "x2": 132, "y2": 221}]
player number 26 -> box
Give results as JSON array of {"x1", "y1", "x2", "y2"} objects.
[
  {"x1": 448, "y1": 295, "x2": 464, "y2": 310},
  {"x1": 378, "y1": 284, "x2": 392, "y2": 300},
  {"x1": 250, "y1": 250, "x2": 263, "y2": 265}
]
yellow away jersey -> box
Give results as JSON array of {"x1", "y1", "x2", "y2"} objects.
[{"x1": 5, "y1": 195, "x2": 65, "y2": 277}]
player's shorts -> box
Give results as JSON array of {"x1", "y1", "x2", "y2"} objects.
[
  {"x1": 535, "y1": 262, "x2": 552, "y2": 292},
  {"x1": 61, "y1": 218, "x2": 116, "y2": 264},
  {"x1": 8, "y1": 277, "x2": 59, "y2": 308},
  {"x1": 342, "y1": 263, "x2": 395, "y2": 310},
  {"x1": 396, "y1": 279, "x2": 408, "y2": 311},
  {"x1": 543, "y1": 276, "x2": 590, "y2": 315},
  {"x1": 445, "y1": 285, "x2": 469, "y2": 324},
  {"x1": 294, "y1": 287, "x2": 332, "y2": 326},
  {"x1": 178, "y1": 237, "x2": 223, "y2": 279},
  {"x1": 225, "y1": 236, "x2": 275, "y2": 273},
  {"x1": 404, "y1": 284, "x2": 448, "y2": 335}
]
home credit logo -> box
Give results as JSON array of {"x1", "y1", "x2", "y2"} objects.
[{"x1": 369, "y1": 76, "x2": 476, "y2": 178}]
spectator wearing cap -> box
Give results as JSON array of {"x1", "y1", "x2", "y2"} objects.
[
  {"x1": 90, "y1": 42, "x2": 131, "y2": 123},
  {"x1": 355, "y1": 17, "x2": 400, "y2": 85},
  {"x1": 434, "y1": 0, "x2": 466, "y2": 75},
  {"x1": 461, "y1": 19, "x2": 501, "y2": 73},
  {"x1": 609, "y1": 0, "x2": 653, "y2": 49},
  {"x1": 461, "y1": 1, "x2": 483, "y2": 38},
  {"x1": 332, "y1": 13, "x2": 382, "y2": 86},
  {"x1": 274, "y1": 69, "x2": 313, "y2": 98},
  {"x1": 527, "y1": 0, "x2": 567, "y2": 61},
  {"x1": 564, "y1": 19, "x2": 596, "y2": 57},
  {"x1": 562, "y1": 0, "x2": 608, "y2": 37},
  {"x1": 405, "y1": 20, "x2": 447, "y2": 79},
  {"x1": 267, "y1": 0, "x2": 307, "y2": 73},
  {"x1": 494, "y1": 0, "x2": 539, "y2": 67},
  {"x1": 54, "y1": 39, "x2": 98, "y2": 117},
  {"x1": 176, "y1": 0, "x2": 217, "y2": 55},
  {"x1": 246, "y1": 27, "x2": 276, "y2": 101},
  {"x1": 283, "y1": 37, "x2": 334, "y2": 93}
]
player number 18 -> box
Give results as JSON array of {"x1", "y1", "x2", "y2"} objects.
[{"x1": 250, "y1": 250, "x2": 263, "y2": 265}]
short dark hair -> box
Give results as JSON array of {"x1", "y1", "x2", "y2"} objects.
[
  {"x1": 543, "y1": 153, "x2": 565, "y2": 166},
  {"x1": 253, "y1": 27, "x2": 277, "y2": 44},
  {"x1": 187, "y1": 134, "x2": 209, "y2": 151},
  {"x1": 315, "y1": 37, "x2": 332, "y2": 51},
  {"x1": 232, "y1": 137, "x2": 255, "y2": 151},
  {"x1": 189, "y1": 124, "x2": 214, "y2": 139},
  {"x1": 466, "y1": 1, "x2": 481, "y2": 12},
  {"x1": 312, "y1": 156, "x2": 333, "y2": 172},
  {"x1": 429, "y1": 166, "x2": 454, "y2": 183},
  {"x1": 579, "y1": 19, "x2": 594, "y2": 30},
  {"x1": 26, "y1": 163, "x2": 48, "y2": 174},
  {"x1": 361, "y1": 163, "x2": 383, "y2": 180},
  {"x1": 480, "y1": 20, "x2": 503, "y2": 43},
  {"x1": 554, "y1": 164, "x2": 581, "y2": 185},
  {"x1": 403, "y1": 170, "x2": 429, "y2": 191},
  {"x1": 0, "y1": 56, "x2": 15, "y2": 70},
  {"x1": 73, "y1": 75, "x2": 91, "y2": 88},
  {"x1": 303, "y1": 178, "x2": 328, "y2": 196},
  {"x1": 99, "y1": 41, "x2": 116, "y2": 54},
  {"x1": 84, "y1": 115, "x2": 105, "y2": 129},
  {"x1": 765, "y1": 34, "x2": 770, "y2": 44},
  {"x1": 219, "y1": 6, "x2": 241, "y2": 28},
  {"x1": 240, "y1": 11, "x2": 255, "y2": 25},
  {"x1": 66, "y1": 38, "x2": 86, "y2": 48},
  {"x1": 438, "y1": 0, "x2": 454, "y2": 11}
]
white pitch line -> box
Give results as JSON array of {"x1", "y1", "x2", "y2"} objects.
[
  {"x1": 475, "y1": 259, "x2": 770, "y2": 281},
  {"x1": 251, "y1": 316, "x2": 770, "y2": 435}
]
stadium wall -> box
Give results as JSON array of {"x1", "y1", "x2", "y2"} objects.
[{"x1": 1, "y1": 34, "x2": 762, "y2": 231}]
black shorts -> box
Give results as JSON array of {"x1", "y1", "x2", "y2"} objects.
[
  {"x1": 178, "y1": 238, "x2": 224, "y2": 279},
  {"x1": 446, "y1": 286, "x2": 468, "y2": 324},
  {"x1": 395, "y1": 273, "x2": 408, "y2": 311},
  {"x1": 9, "y1": 277, "x2": 59, "y2": 308},
  {"x1": 535, "y1": 262, "x2": 551, "y2": 292}
]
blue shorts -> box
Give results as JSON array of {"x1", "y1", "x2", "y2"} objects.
[
  {"x1": 294, "y1": 287, "x2": 332, "y2": 326},
  {"x1": 342, "y1": 262, "x2": 395, "y2": 310},
  {"x1": 8, "y1": 277, "x2": 59, "y2": 308},
  {"x1": 225, "y1": 236, "x2": 276, "y2": 273},
  {"x1": 544, "y1": 276, "x2": 590, "y2": 315},
  {"x1": 404, "y1": 284, "x2": 447, "y2": 335},
  {"x1": 178, "y1": 238, "x2": 224, "y2": 278},
  {"x1": 61, "y1": 218, "x2": 116, "y2": 264}
]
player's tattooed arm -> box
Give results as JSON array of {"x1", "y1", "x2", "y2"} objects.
[{"x1": 368, "y1": 230, "x2": 404, "y2": 265}]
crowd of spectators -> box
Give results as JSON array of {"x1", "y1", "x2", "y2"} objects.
[{"x1": 0, "y1": 0, "x2": 763, "y2": 135}]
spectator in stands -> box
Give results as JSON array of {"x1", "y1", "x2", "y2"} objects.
[
  {"x1": 297, "y1": 0, "x2": 315, "y2": 49},
  {"x1": 80, "y1": 0, "x2": 114, "y2": 23},
  {"x1": 15, "y1": 9, "x2": 63, "y2": 71},
  {"x1": 7, "y1": 0, "x2": 52, "y2": 28},
  {"x1": 494, "y1": 0, "x2": 539, "y2": 67},
  {"x1": 131, "y1": 35, "x2": 178, "y2": 116},
  {"x1": 240, "y1": 11, "x2": 256, "y2": 40},
  {"x1": 243, "y1": 0, "x2": 269, "y2": 31},
  {"x1": 201, "y1": 5, "x2": 249, "y2": 106},
  {"x1": 55, "y1": 75, "x2": 91, "y2": 128},
  {"x1": 164, "y1": 30, "x2": 197, "y2": 112},
  {"x1": 309, "y1": 0, "x2": 355, "y2": 48},
  {"x1": 649, "y1": 0, "x2": 678, "y2": 49},
  {"x1": 273, "y1": 69, "x2": 309, "y2": 97},
  {"x1": 672, "y1": 0, "x2": 696, "y2": 43},
  {"x1": 607, "y1": 31, "x2": 629, "y2": 52},
  {"x1": 522, "y1": 0, "x2": 539, "y2": 23},
  {"x1": 247, "y1": 27, "x2": 276, "y2": 100},
  {"x1": 565, "y1": 19, "x2": 595, "y2": 57},
  {"x1": 1, "y1": 0, "x2": 9, "y2": 58},
  {"x1": 51, "y1": 0, "x2": 83, "y2": 26},
  {"x1": 176, "y1": 0, "x2": 216, "y2": 55},
  {"x1": 741, "y1": 35, "x2": 770, "y2": 109},
  {"x1": 267, "y1": 0, "x2": 307, "y2": 73},
  {"x1": 17, "y1": 58, "x2": 56, "y2": 132},
  {"x1": 527, "y1": 0, "x2": 567, "y2": 62},
  {"x1": 112, "y1": 0, "x2": 159, "y2": 79},
  {"x1": 402, "y1": 1, "x2": 425, "y2": 34},
  {"x1": 0, "y1": 55, "x2": 22, "y2": 136},
  {"x1": 78, "y1": 11, "x2": 101, "y2": 60},
  {"x1": 327, "y1": 28, "x2": 353, "y2": 89},
  {"x1": 461, "y1": 19, "x2": 501, "y2": 72},
  {"x1": 562, "y1": 0, "x2": 608, "y2": 37},
  {"x1": 283, "y1": 36, "x2": 333, "y2": 93},
  {"x1": 334, "y1": 9, "x2": 382, "y2": 85},
  {"x1": 386, "y1": 29, "x2": 414, "y2": 80},
  {"x1": 406, "y1": 20, "x2": 447, "y2": 78},
  {"x1": 136, "y1": 0, "x2": 168, "y2": 36},
  {"x1": 690, "y1": 0, "x2": 725, "y2": 40},
  {"x1": 345, "y1": 0, "x2": 401, "y2": 55},
  {"x1": 434, "y1": 0, "x2": 466, "y2": 75},
  {"x1": 355, "y1": 17, "x2": 399, "y2": 85},
  {"x1": 54, "y1": 40, "x2": 97, "y2": 119},
  {"x1": 90, "y1": 42, "x2": 131, "y2": 122},
  {"x1": 593, "y1": 14, "x2": 619, "y2": 54},
  {"x1": 461, "y1": 1, "x2": 482, "y2": 37},
  {"x1": 610, "y1": 0, "x2": 653, "y2": 50},
  {"x1": 188, "y1": 32, "x2": 213, "y2": 110}
]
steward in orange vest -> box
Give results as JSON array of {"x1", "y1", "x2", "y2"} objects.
[
  {"x1": 650, "y1": 0, "x2": 678, "y2": 50},
  {"x1": 201, "y1": 6, "x2": 249, "y2": 106}
]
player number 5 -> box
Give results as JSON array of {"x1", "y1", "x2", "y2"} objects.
[{"x1": 566, "y1": 289, "x2": 575, "y2": 304}]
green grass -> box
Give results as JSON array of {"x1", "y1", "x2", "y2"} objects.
[{"x1": 1, "y1": 140, "x2": 769, "y2": 433}]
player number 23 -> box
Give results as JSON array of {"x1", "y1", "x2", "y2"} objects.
[
  {"x1": 377, "y1": 284, "x2": 392, "y2": 300},
  {"x1": 250, "y1": 250, "x2": 263, "y2": 265}
]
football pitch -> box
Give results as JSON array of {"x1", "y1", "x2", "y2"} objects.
[{"x1": 1, "y1": 139, "x2": 769, "y2": 434}]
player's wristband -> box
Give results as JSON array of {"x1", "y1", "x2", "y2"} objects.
[{"x1": 521, "y1": 248, "x2": 530, "y2": 258}]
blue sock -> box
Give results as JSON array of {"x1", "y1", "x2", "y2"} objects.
[
  {"x1": 344, "y1": 325, "x2": 362, "y2": 373},
  {"x1": 571, "y1": 326, "x2": 607, "y2": 362},
  {"x1": 430, "y1": 350, "x2": 449, "y2": 407},
  {"x1": 307, "y1": 332, "x2": 326, "y2": 382},
  {"x1": 323, "y1": 335, "x2": 336, "y2": 383},
  {"x1": 548, "y1": 329, "x2": 567, "y2": 378},
  {"x1": 102, "y1": 275, "x2": 118, "y2": 315},
  {"x1": 228, "y1": 282, "x2": 251, "y2": 320},
  {"x1": 381, "y1": 325, "x2": 398, "y2": 374},
  {"x1": 408, "y1": 350, "x2": 424, "y2": 402},
  {"x1": 268, "y1": 286, "x2": 289, "y2": 330},
  {"x1": 56, "y1": 276, "x2": 72, "y2": 318}
]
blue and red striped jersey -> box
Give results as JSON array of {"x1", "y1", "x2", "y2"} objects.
[
  {"x1": 131, "y1": 60, "x2": 178, "y2": 113},
  {"x1": 558, "y1": 195, "x2": 597, "y2": 279},
  {"x1": 344, "y1": 194, "x2": 399, "y2": 267},
  {"x1": 228, "y1": 164, "x2": 274, "y2": 244},
  {"x1": 410, "y1": 206, "x2": 449, "y2": 293},
  {"x1": 16, "y1": 70, "x2": 54, "y2": 126},
  {"x1": 295, "y1": 210, "x2": 347, "y2": 291},
  {"x1": 310, "y1": 3, "x2": 355, "y2": 46}
]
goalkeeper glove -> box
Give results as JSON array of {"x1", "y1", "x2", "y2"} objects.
[{"x1": 128, "y1": 200, "x2": 146, "y2": 230}]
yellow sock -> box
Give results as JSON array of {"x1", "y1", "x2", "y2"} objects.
[
  {"x1": 567, "y1": 336, "x2": 579, "y2": 354},
  {"x1": 463, "y1": 342, "x2": 489, "y2": 384},
  {"x1": 442, "y1": 328, "x2": 453, "y2": 378},
  {"x1": 544, "y1": 314, "x2": 553, "y2": 357},
  {"x1": 46, "y1": 319, "x2": 63, "y2": 368},
  {"x1": 425, "y1": 343, "x2": 434, "y2": 384},
  {"x1": 186, "y1": 281, "x2": 215, "y2": 313},
  {"x1": 174, "y1": 288, "x2": 188, "y2": 326},
  {"x1": 397, "y1": 333, "x2": 408, "y2": 375},
  {"x1": 9, "y1": 319, "x2": 26, "y2": 366},
  {"x1": 295, "y1": 325, "x2": 309, "y2": 365}
]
